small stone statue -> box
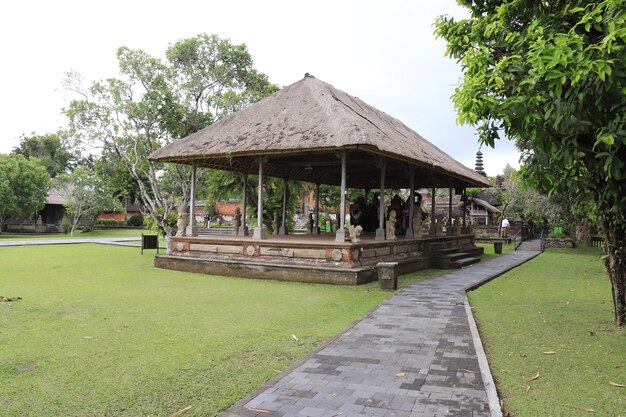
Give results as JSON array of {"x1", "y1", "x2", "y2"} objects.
[
  {"x1": 452, "y1": 216, "x2": 461, "y2": 235},
  {"x1": 435, "y1": 214, "x2": 445, "y2": 235},
  {"x1": 386, "y1": 210, "x2": 397, "y2": 240},
  {"x1": 36, "y1": 215, "x2": 43, "y2": 225},
  {"x1": 232, "y1": 207, "x2": 241, "y2": 236},
  {"x1": 348, "y1": 225, "x2": 363, "y2": 242},
  {"x1": 413, "y1": 205, "x2": 423, "y2": 238},
  {"x1": 176, "y1": 205, "x2": 188, "y2": 237}
]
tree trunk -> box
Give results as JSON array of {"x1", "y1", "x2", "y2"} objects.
[
  {"x1": 575, "y1": 217, "x2": 592, "y2": 246},
  {"x1": 603, "y1": 221, "x2": 625, "y2": 327}
]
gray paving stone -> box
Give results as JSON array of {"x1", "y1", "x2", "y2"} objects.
[
  {"x1": 221, "y1": 250, "x2": 540, "y2": 417},
  {"x1": 298, "y1": 406, "x2": 326, "y2": 417}
]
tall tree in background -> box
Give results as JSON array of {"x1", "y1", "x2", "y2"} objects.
[
  {"x1": 65, "y1": 34, "x2": 277, "y2": 236},
  {"x1": 436, "y1": 0, "x2": 626, "y2": 325},
  {"x1": 55, "y1": 166, "x2": 115, "y2": 235},
  {"x1": 0, "y1": 154, "x2": 50, "y2": 231},
  {"x1": 94, "y1": 146, "x2": 145, "y2": 209},
  {"x1": 11, "y1": 132, "x2": 73, "y2": 178}
]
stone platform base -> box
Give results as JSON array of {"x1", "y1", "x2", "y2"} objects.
[
  {"x1": 156, "y1": 252, "x2": 436, "y2": 285},
  {"x1": 155, "y1": 233, "x2": 480, "y2": 285},
  {"x1": 155, "y1": 255, "x2": 377, "y2": 285}
]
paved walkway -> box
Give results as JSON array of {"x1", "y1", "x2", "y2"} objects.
[
  {"x1": 223, "y1": 249, "x2": 541, "y2": 417},
  {"x1": 517, "y1": 238, "x2": 542, "y2": 252}
]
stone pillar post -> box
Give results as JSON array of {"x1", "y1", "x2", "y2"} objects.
[
  {"x1": 462, "y1": 188, "x2": 467, "y2": 233},
  {"x1": 448, "y1": 188, "x2": 453, "y2": 235},
  {"x1": 238, "y1": 173, "x2": 248, "y2": 236},
  {"x1": 430, "y1": 187, "x2": 436, "y2": 236},
  {"x1": 279, "y1": 176, "x2": 288, "y2": 235},
  {"x1": 253, "y1": 158, "x2": 266, "y2": 239},
  {"x1": 335, "y1": 151, "x2": 347, "y2": 243},
  {"x1": 375, "y1": 158, "x2": 386, "y2": 240},
  {"x1": 185, "y1": 160, "x2": 198, "y2": 237},
  {"x1": 313, "y1": 182, "x2": 320, "y2": 234}
]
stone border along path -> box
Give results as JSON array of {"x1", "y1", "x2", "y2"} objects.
[{"x1": 222, "y1": 248, "x2": 541, "y2": 417}]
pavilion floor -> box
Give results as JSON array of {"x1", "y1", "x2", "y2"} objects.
[{"x1": 154, "y1": 232, "x2": 482, "y2": 285}]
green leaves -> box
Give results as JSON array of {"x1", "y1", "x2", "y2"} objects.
[
  {"x1": 11, "y1": 132, "x2": 74, "y2": 178},
  {"x1": 435, "y1": 1, "x2": 626, "y2": 323},
  {"x1": 597, "y1": 133, "x2": 615, "y2": 146},
  {"x1": 0, "y1": 154, "x2": 50, "y2": 224}
]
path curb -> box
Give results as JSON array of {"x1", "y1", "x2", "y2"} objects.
[{"x1": 464, "y1": 299, "x2": 502, "y2": 417}]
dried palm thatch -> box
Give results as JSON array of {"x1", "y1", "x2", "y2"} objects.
[
  {"x1": 149, "y1": 74, "x2": 491, "y2": 189},
  {"x1": 471, "y1": 197, "x2": 501, "y2": 214}
]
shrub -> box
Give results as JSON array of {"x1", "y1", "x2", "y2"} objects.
[
  {"x1": 143, "y1": 209, "x2": 177, "y2": 237},
  {"x1": 126, "y1": 214, "x2": 144, "y2": 227},
  {"x1": 60, "y1": 217, "x2": 72, "y2": 234},
  {"x1": 96, "y1": 218, "x2": 125, "y2": 227}
]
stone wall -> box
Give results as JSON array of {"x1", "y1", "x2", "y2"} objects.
[
  {"x1": 6, "y1": 223, "x2": 48, "y2": 233},
  {"x1": 474, "y1": 225, "x2": 521, "y2": 238},
  {"x1": 544, "y1": 238, "x2": 575, "y2": 248}
]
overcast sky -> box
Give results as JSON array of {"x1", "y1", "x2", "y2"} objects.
[{"x1": 0, "y1": 0, "x2": 520, "y2": 176}]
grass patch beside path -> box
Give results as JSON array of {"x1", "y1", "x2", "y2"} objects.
[
  {"x1": 468, "y1": 247, "x2": 625, "y2": 416},
  {"x1": 0, "y1": 244, "x2": 412, "y2": 416},
  {"x1": 0, "y1": 229, "x2": 146, "y2": 240},
  {"x1": 477, "y1": 241, "x2": 515, "y2": 262}
]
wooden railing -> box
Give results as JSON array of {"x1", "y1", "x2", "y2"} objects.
[{"x1": 591, "y1": 235, "x2": 604, "y2": 248}]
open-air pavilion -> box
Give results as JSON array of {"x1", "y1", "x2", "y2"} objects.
[{"x1": 148, "y1": 74, "x2": 492, "y2": 284}]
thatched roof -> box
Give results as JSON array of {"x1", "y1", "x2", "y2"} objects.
[
  {"x1": 46, "y1": 188, "x2": 69, "y2": 205},
  {"x1": 471, "y1": 197, "x2": 500, "y2": 214},
  {"x1": 149, "y1": 74, "x2": 491, "y2": 189}
]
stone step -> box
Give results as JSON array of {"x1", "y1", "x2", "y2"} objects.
[
  {"x1": 432, "y1": 249, "x2": 484, "y2": 269},
  {"x1": 432, "y1": 247, "x2": 459, "y2": 256},
  {"x1": 464, "y1": 246, "x2": 484, "y2": 257},
  {"x1": 447, "y1": 252, "x2": 471, "y2": 261},
  {"x1": 451, "y1": 256, "x2": 482, "y2": 268}
]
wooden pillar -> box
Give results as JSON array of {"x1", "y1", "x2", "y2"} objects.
[
  {"x1": 279, "y1": 176, "x2": 288, "y2": 235},
  {"x1": 335, "y1": 151, "x2": 347, "y2": 243},
  {"x1": 376, "y1": 158, "x2": 386, "y2": 240},
  {"x1": 253, "y1": 158, "x2": 266, "y2": 239},
  {"x1": 430, "y1": 187, "x2": 436, "y2": 236},
  {"x1": 406, "y1": 167, "x2": 415, "y2": 238},
  {"x1": 448, "y1": 188, "x2": 453, "y2": 235},
  {"x1": 185, "y1": 161, "x2": 198, "y2": 237},
  {"x1": 238, "y1": 173, "x2": 248, "y2": 236}
]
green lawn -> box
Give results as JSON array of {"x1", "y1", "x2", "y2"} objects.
[
  {"x1": 0, "y1": 243, "x2": 442, "y2": 416},
  {"x1": 0, "y1": 229, "x2": 146, "y2": 240},
  {"x1": 469, "y1": 247, "x2": 626, "y2": 416}
]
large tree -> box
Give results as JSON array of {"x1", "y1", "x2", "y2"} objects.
[
  {"x1": 12, "y1": 132, "x2": 74, "y2": 178},
  {"x1": 65, "y1": 34, "x2": 277, "y2": 236},
  {"x1": 0, "y1": 154, "x2": 50, "y2": 231},
  {"x1": 436, "y1": 0, "x2": 626, "y2": 325}
]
